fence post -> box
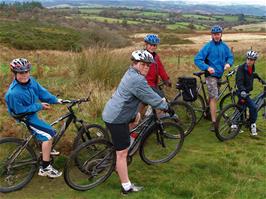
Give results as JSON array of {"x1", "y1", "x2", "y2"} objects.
[{"x1": 177, "y1": 51, "x2": 180, "y2": 68}]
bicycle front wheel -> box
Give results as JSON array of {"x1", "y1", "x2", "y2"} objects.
[
  {"x1": 169, "y1": 100, "x2": 196, "y2": 136},
  {"x1": 0, "y1": 137, "x2": 38, "y2": 193},
  {"x1": 219, "y1": 92, "x2": 237, "y2": 111},
  {"x1": 73, "y1": 124, "x2": 110, "y2": 149},
  {"x1": 215, "y1": 104, "x2": 243, "y2": 141},
  {"x1": 64, "y1": 139, "x2": 116, "y2": 191},
  {"x1": 139, "y1": 122, "x2": 184, "y2": 165}
]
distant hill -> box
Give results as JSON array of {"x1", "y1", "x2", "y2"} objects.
[{"x1": 2, "y1": 0, "x2": 266, "y2": 16}]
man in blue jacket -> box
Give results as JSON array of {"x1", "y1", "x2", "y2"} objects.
[
  {"x1": 194, "y1": 25, "x2": 234, "y2": 131},
  {"x1": 5, "y1": 58, "x2": 62, "y2": 178}
]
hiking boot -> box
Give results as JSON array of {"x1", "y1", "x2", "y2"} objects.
[
  {"x1": 40, "y1": 149, "x2": 60, "y2": 156},
  {"x1": 250, "y1": 123, "x2": 257, "y2": 136},
  {"x1": 121, "y1": 184, "x2": 143, "y2": 195},
  {"x1": 38, "y1": 165, "x2": 62, "y2": 178}
]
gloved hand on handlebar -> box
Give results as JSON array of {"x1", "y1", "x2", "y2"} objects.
[
  {"x1": 163, "y1": 79, "x2": 172, "y2": 87},
  {"x1": 57, "y1": 99, "x2": 71, "y2": 104}
]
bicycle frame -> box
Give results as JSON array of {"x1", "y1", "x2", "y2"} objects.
[
  {"x1": 196, "y1": 71, "x2": 235, "y2": 104},
  {"x1": 50, "y1": 104, "x2": 85, "y2": 148},
  {"x1": 128, "y1": 109, "x2": 164, "y2": 156}
]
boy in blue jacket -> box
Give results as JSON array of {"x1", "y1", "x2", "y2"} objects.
[
  {"x1": 194, "y1": 25, "x2": 234, "y2": 131},
  {"x1": 5, "y1": 58, "x2": 62, "y2": 178}
]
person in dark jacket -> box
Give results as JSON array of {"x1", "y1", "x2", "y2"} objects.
[
  {"x1": 5, "y1": 58, "x2": 63, "y2": 178},
  {"x1": 194, "y1": 25, "x2": 234, "y2": 131},
  {"x1": 236, "y1": 50, "x2": 260, "y2": 136}
]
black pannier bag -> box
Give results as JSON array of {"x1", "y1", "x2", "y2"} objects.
[{"x1": 176, "y1": 77, "x2": 198, "y2": 101}]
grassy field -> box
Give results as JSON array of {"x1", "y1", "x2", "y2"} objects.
[
  {"x1": 0, "y1": 38, "x2": 266, "y2": 198},
  {"x1": 0, "y1": 119, "x2": 265, "y2": 199}
]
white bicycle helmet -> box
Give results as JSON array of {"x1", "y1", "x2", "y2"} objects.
[
  {"x1": 131, "y1": 50, "x2": 155, "y2": 63},
  {"x1": 246, "y1": 50, "x2": 258, "y2": 60},
  {"x1": 10, "y1": 58, "x2": 31, "y2": 73}
]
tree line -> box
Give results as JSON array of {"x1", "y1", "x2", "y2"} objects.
[{"x1": 0, "y1": 1, "x2": 43, "y2": 11}]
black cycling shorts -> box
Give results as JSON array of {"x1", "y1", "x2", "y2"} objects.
[{"x1": 105, "y1": 122, "x2": 130, "y2": 151}]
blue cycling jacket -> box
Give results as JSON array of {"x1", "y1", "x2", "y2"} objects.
[
  {"x1": 194, "y1": 40, "x2": 234, "y2": 78},
  {"x1": 5, "y1": 77, "x2": 58, "y2": 117}
]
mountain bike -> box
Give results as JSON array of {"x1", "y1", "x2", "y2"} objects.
[
  {"x1": 64, "y1": 108, "x2": 185, "y2": 191},
  {"x1": 0, "y1": 97, "x2": 108, "y2": 193},
  {"x1": 215, "y1": 76, "x2": 266, "y2": 141},
  {"x1": 180, "y1": 68, "x2": 237, "y2": 123}
]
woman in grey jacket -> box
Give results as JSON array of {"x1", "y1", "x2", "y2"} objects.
[{"x1": 102, "y1": 49, "x2": 169, "y2": 195}]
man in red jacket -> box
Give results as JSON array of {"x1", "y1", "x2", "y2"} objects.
[{"x1": 144, "y1": 34, "x2": 172, "y2": 97}]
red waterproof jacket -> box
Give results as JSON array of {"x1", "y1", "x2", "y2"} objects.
[{"x1": 146, "y1": 52, "x2": 170, "y2": 88}]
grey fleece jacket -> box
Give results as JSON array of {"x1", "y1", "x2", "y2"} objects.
[{"x1": 102, "y1": 66, "x2": 168, "y2": 124}]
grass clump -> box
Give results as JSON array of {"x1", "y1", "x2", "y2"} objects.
[{"x1": 75, "y1": 46, "x2": 130, "y2": 88}]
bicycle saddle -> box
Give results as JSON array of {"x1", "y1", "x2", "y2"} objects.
[
  {"x1": 10, "y1": 112, "x2": 33, "y2": 122},
  {"x1": 193, "y1": 71, "x2": 206, "y2": 77},
  {"x1": 217, "y1": 80, "x2": 227, "y2": 86}
]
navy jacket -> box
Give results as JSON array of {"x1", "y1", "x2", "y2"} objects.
[{"x1": 236, "y1": 63, "x2": 255, "y2": 93}]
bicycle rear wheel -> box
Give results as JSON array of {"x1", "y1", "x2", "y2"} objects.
[
  {"x1": 64, "y1": 139, "x2": 116, "y2": 191},
  {"x1": 176, "y1": 94, "x2": 205, "y2": 123},
  {"x1": 0, "y1": 137, "x2": 38, "y2": 193},
  {"x1": 257, "y1": 103, "x2": 266, "y2": 133},
  {"x1": 139, "y1": 122, "x2": 184, "y2": 165},
  {"x1": 215, "y1": 104, "x2": 243, "y2": 141},
  {"x1": 73, "y1": 124, "x2": 110, "y2": 149},
  {"x1": 169, "y1": 100, "x2": 196, "y2": 136}
]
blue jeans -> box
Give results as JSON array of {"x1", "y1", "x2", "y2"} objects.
[{"x1": 238, "y1": 96, "x2": 257, "y2": 124}]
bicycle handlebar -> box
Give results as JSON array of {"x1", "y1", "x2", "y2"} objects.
[
  {"x1": 61, "y1": 96, "x2": 90, "y2": 106},
  {"x1": 193, "y1": 66, "x2": 239, "y2": 78},
  {"x1": 226, "y1": 69, "x2": 236, "y2": 77}
]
